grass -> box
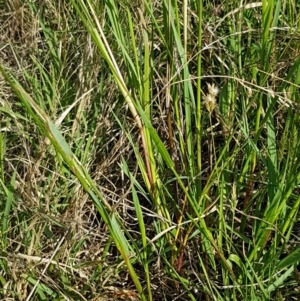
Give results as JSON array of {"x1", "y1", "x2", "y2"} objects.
[{"x1": 0, "y1": 0, "x2": 300, "y2": 300}]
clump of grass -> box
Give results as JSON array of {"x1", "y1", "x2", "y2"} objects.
[{"x1": 1, "y1": 0, "x2": 300, "y2": 300}]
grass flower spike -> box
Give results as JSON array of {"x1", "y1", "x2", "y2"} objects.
[
  {"x1": 207, "y1": 83, "x2": 220, "y2": 98},
  {"x1": 203, "y1": 83, "x2": 219, "y2": 113}
]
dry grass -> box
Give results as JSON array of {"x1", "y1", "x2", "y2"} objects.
[{"x1": 1, "y1": 1, "x2": 300, "y2": 301}]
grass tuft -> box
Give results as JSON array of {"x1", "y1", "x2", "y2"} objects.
[{"x1": 1, "y1": 0, "x2": 300, "y2": 300}]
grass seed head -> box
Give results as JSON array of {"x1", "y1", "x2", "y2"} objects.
[
  {"x1": 207, "y1": 83, "x2": 219, "y2": 98},
  {"x1": 203, "y1": 83, "x2": 219, "y2": 113},
  {"x1": 204, "y1": 93, "x2": 217, "y2": 112}
]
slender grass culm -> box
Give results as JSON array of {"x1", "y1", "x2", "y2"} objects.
[{"x1": 1, "y1": 0, "x2": 300, "y2": 300}]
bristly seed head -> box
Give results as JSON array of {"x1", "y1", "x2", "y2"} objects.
[
  {"x1": 203, "y1": 83, "x2": 219, "y2": 113},
  {"x1": 203, "y1": 93, "x2": 217, "y2": 112},
  {"x1": 207, "y1": 83, "x2": 219, "y2": 98}
]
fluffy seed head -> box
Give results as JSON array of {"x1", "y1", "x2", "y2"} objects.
[
  {"x1": 203, "y1": 93, "x2": 217, "y2": 112},
  {"x1": 207, "y1": 83, "x2": 219, "y2": 98}
]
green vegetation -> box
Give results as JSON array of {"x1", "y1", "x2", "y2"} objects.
[{"x1": 1, "y1": 0, "x2": 300, "y2": 300}]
